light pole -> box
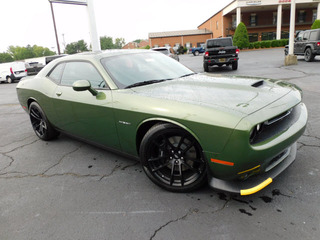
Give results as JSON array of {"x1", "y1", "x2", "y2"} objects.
[
  {"x1": 49, "y1": 1, "x2": 61, "y2": 55},
  {"x1": 48, "y1": 0, "x2": 101, "y2": 52}
]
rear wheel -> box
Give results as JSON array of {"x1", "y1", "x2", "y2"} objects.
[
  {"x1": 29, "y1": 102, "x2": 59, "y2": 140},
  {"x1": 232, "y1": 61, "x2": 238, "y2": 70},
  {"x1": 203, "y1": 63, "x2": 209, "y2": 72},
  {"x1": 304, "y1": 48, "x2": 315, "y2": 62},
  {"x1": 140, "y1": 123, "x2": 207, "y2": 192},
  {"x1": 194, "y1": 51, "x2": 199, "y2": 56}
]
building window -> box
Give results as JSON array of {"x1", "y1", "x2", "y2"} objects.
[
  {"x1": 216, "y1": 21, "x2": 219, "y2": 30},
  {"x1": 164, "y1": 44, "x2": 170, "y2": 47},
  {"x1": 248, "y1": 33, "x2": 258, "y2": 42},
  {"x1": 298, "y1": 10, "x2": 306, "y2": 23},
  {"x1": 281, "y1": 31, "x2": 289, "y2": 39},
  {"x1": 313, "y1": 10, "x2": 317, "y2": 23},
  {"x1": 250, "y1": 13, "x2": 257, "y2": 26},
  {"x1": 261, "y1": 32, "x2": 276, "y2": 41},
  {"x1": 273, "y1": 12, "x2": 277, "y2": 25},
  {"x1": 185, "y1": 42, "x2": 192, "y2": 48},
  {"x1": 232, "y1": 15, "x2": 236, "y2": 29}
]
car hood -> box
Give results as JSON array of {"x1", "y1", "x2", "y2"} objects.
[{"x1": 130, "y1": 74, "x2": 296, "y2": 116}]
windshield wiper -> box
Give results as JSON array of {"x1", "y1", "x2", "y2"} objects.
[{"x1": 125, "y1": 79, "x2": 170, "y2": 89}]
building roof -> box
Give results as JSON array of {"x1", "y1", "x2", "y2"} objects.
[{"x1": 149, "y1": 29, "x2": 212, "y2": 38}]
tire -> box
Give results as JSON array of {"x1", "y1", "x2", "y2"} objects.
[
  {"x1": 284, "y1": 48, "x2": 288, "y2": 56},
  {"x1": 194, "y1": 51, "x2": 199, "y2": 56},
  {"x1": 304, "y1": 48, "x2": 315, "y2": 62},
  {"x1": 7, "y1": 76, "x2": 12, "y2": 84},
  {"x1": 203, "y1": 63, "x2": 209, "y2": 72},
  {"x1": 29, "y1": 102, "x2": 59, "y2": 140},
  {"x1": 140, "y1": 123, "x2": 207, "y2": 192},
  {"x1": 232, "y1": 61, "x2": 238, "y2": 70}
]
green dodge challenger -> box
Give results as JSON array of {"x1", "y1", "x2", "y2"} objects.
[{"x1": 16, "y1": 50, "x2": 308, "y2": 195}]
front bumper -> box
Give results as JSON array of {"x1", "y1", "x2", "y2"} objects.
[{"x1": 208, "y1": 142, "x2": 296, "y2": 195}]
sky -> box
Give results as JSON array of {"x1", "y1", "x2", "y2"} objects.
[{"x1": 0, "y1": 0, "x2": 233, "y2": 53}]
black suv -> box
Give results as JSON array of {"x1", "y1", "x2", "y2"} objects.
[
  {"x1": 285, "y1": 29, "x2": 320, "y2": 62},
  {"x1": 203, "y1": 37, "x2": 239, "y2": 72}
]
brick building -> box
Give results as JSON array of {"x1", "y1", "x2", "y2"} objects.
[
  {"x1": 148, "y1": 29, "x2": 212, "y2": 49},
  {"x1": 199, "y1": 0, "x2": 320, "y2": 41},
  {"x1": 148, "y1": 0, "x2": 320, "y2": 48}
]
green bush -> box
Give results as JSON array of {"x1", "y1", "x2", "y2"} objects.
[
  {"x1": 265, "y1": 41, "x2": 271, "y2": 48},
  {"x1": 311, "y1": 19, "x2": 320, "y2": 29},
  {"x1": 271, "y1": 40, "x2": 280, "y2": 47},
  {"x1": 249, "y1": 43, "x2": 254, "y2": 49},
  {"x1": 233, "y1": 22, "x2": 250, "y2": 49},
  {"x1": 253, "y1": 42, "x2": 261, "y2": 49}
]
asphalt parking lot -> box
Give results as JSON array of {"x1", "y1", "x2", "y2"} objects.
[{"x1": 0, "y1": 48, "x2": 319, "y2": 240}]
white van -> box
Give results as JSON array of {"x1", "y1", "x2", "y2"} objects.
[{"x1": 0, "y1": 62, "x2": 27, "y2": 83}]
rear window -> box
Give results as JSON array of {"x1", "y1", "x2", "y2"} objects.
[{"x1": 207, "y1": 38, "x2": 233, "y2": 48}]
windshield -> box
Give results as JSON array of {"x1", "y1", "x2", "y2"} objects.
[{"x1": 101, "y1": 52, "x2": 193, "y2": 89}]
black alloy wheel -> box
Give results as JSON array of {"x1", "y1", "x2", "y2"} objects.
[
  {"x1": 304, "y1": 48, "x2": 315, "y2": 62},
  {"x1": 140, "y1": 123, "x2": 207, "y2": 192},
  {"x1": 29, "y1": 102, "x2": 59, "y2": 140}
]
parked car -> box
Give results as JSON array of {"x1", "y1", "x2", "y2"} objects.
[
  {"x1": 203, "y1": 37, "x2": 239, "y2": 71},
  {"x1": 284, "y1": 29, "x2": 320, "y2": 62},
  {"x1": 151, "y1": 47, "x2": 179, "y2": 61},
  {"x1": 190, "y1": 44, "x2": 205, "y2": 56},
  {"x1": 0, "y1": 62, "x2": 27, "y2": 83},
  {"x1": 25, "y1": 62, "x2": 45, "y2": 76},
  {"x1": 16, "y1": 50, "x2": 307, "y2": 195}
]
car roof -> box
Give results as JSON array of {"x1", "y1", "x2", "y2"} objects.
[{"x1": 57, "y1": 49, "x2": 151, "y2": 62}]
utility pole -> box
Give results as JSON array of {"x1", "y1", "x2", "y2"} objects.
[{"x1": 49, "y1": 1, "x2": 61, "y2": 55}]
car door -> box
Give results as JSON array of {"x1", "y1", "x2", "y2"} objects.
[
  {"x1": 51, "y1": 61, "x2": 120, "y2": 150},
  {"x1": 294, "y1": 31, "x2": 304, "y2": 54}
]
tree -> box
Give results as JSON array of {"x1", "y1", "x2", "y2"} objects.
[
  {"x1": 65, "y1": 40, "x2": 89, "y2": 54},
  {"x1": 233, "y1": 22, "x2": 250, "y2": 49},
  {"x1": 311, "y1": 19, "x2": 320, "y2": 29},
  {"x1": 100, "y1": 36, "x2": 115, "y2": 50},
  {"x1": 6, "y1": 45, "x2": 55, "y2": 61},
  {"x1": 0, "y1": 52, "x2": 14, "y2": 63},
  {"x1": 114, "y1": 38, "x2": 125, "y2": 49}
]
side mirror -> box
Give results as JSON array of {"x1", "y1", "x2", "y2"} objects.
[{"x1": 72, "y1": 80, "x2": 98, "y2": 96}]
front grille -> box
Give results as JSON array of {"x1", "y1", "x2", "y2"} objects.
[{"x1": 250, "y1": 104, "x2": 301, "y2": 145}]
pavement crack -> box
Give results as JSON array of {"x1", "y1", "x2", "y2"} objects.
[
  {"x1": 0, "y1": 172, "x2": 100, "y2": 179},
  {"x1": 2, "y1": 139, "x2": 40, "y2": 154},
  {"x1": 42, "y1": 145, "x2": 82, "y2": 175},
  {"x1": 98, "y1": 164, "x2": 122, "y2": 181},
  {"x1": 120, "y1": 161, "x2": 139, "y2": 170},
  {"x1": 150, "y1": 209, "x2": 194, "y2": 240}
]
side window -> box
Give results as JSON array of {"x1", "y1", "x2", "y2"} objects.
[
  {"x1": 48, "y1": 63, "x2": 65, "y2": 84},
  {"x1": 303, "y1": 32, "x2": 310, "y2": 41},
  {"x1": 310, "y1": 31, "x2": 318, "y2": 41},
  {"x1": 61, "y1": 61, "x2": 106, "y2": 88},
  {"x1": 296, "y1": 32, "x2": 303, "y2": 41}
]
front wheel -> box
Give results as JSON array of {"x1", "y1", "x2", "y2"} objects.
[
  {"x1": 194, "y1": 51, "x2": 199, "y2": 56},
  {"x1": 7, "y1": 76, "x2": 12, "y2": 83},
  {"x1": 29, "y1": 102, "x2": 59, "y2": 140},
  {"x1": 140, "y1": 123, "x2": 207, "y2": 192},
  {"x1": 304, "y1": 48, "x2": 315, "y2": 62}
]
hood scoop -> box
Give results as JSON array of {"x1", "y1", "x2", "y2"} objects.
[{"x1": 251, "y1": 80, "x2": 265, "y2": 88}]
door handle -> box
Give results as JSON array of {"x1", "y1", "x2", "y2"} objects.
[{"x1": 56, "y1": 92, "x2": 62, "y2": 96}]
